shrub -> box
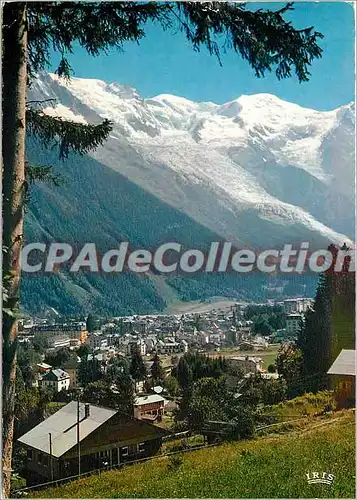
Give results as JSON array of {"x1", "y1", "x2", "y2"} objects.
[
  {"x1": 225, "y1": 407, "x2": 255, "y2": 441},
  {"x1": 167, "y1": 440, "x2": 189, "y2": 452},
  {"x1": 167, "y1": 453, "x2": 183, "y2": 471}
]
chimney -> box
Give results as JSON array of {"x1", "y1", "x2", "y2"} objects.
[{"x1": 85, "y1": 403, "x2": 90, "y2": 419}]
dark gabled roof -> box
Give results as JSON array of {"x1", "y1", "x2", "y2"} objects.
[{"x1": 42, "y1": 368, "x2": 70, "y2": 381}]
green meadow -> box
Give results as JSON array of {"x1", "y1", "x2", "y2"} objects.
[{"x1": 35, "y1": 409, "x2": 355, "y2": 499}]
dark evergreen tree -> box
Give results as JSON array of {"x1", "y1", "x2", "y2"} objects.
[
  {"x1": 177, "y1": 357, "x2": 193, "y2": 391},
  {"x1": 44, "y1": 347, "x2": 71, "y2": 368},
  {"x1": 151, "y1": 354, "x2": 164, "y2": 385},
  {"x1": 78, "y1": 356, "x2": 103, "y2": 385},
  {"x1": 86, "y1": 364, "x2": 134, "y2": 416},
  {"x1": 76, "y1": 343, "x2": 92, "y2": 360},
  {"x1": 297, "y1": 274, "x2": 333, "y2": 392},
  {"x1": 86, "y1": 313, "x2": 98, "y2": 333},
  {"x1": 105, "y1": 356, "x2": 135, "y2": 411},
  {"x1": 129, "y1": 347, "x2": 147, "y2": 384},
  {"x1": 253, "y1": 315, "x2": 273, "y2": 336},
  {"x1": 194, "y1": 314, "x2": 203, "y2": 331},
  {"x1": 164, "y1": 375, "x2": 180, "y2": 397},
  {"x1": 82, "y1": 380, "x2": 113, "y2": 408},
  {"x1": 276, "y1": 343, "x2": 304, "y2": 398},
  {"x1": 297, "y1": 244, "x2": 355, "y2": 393},
  {"x1": 328, "y1": 244, "x2": 355, "y2": 360}
]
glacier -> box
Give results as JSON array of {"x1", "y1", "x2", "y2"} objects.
[{"x1": 28, "y1": 73, "x2": 355, "y2": 250}]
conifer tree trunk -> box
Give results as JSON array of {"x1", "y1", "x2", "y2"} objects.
[{"x1": 2, "y1": 3, "x2": 27, "y2": 496}]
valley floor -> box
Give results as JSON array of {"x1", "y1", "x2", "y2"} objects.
[{"x1": 165, "y1": 297, "x2": 243, "y2": 315}]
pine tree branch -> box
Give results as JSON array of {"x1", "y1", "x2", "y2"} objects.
[
  {"x1": 27, "y1": 98, "x2": 57, "y2": 106},
  {"x1": 25, "y1": 162, "x2": 63, "y2": 186},
  {"x1": 175, "y1": 2, "x2": 323, "y2": 82},
  {"x1": 26, "y1": 108, "x2": 113, "y2": 159},
  {"x1": 27, "y1": 2, "x2": 171, "y2": 77},
  {"x1": 25, "y1": 2, "x2": 323, "y2": 83}
]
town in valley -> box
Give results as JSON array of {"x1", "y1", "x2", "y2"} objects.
[{"x1": 15, "y1": 294, "x2": 345, "y2": 489}]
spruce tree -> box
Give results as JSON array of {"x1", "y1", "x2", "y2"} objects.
[
  {"x1": 297, "y1": 274, "x2": 333, "y2": 392},
  {"x1": 86, "y1": 313, "x2": 98, "y2": 333},
  {"x1": 151, "y1": 353, "x2": 165, "y2": 385},
  {"x1": 130, "y1": 346, "x2": 147, "y2": 385},
  {"x1": 2, "y1": 2, "x2": 324, "y2": 493},
  {"x1": 328, "y1": 244, "x2": 355, "y2": 360},
  {"x1": 177, "y1": 357, "x2": 193, "y2": 391},
  {"x1": 232, "y1": 310, "x2": 237, "y2": 327},
  {"x1": 2, "y1": 6, "x2": 28, "y2": 493}
]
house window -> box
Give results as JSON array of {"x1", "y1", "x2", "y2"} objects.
[
  {"x1": 27, "y1": 449, "x2": 33, "y2": 460},
  {"x1": 138, "y1": 443, "x2": 145, "y2": 453},
  {"x1": 99, "y1": 450, "x2": 110, "y2": 458},
  {"x1": 121, "y1": 447, "x2": 128, "y2": 457}
]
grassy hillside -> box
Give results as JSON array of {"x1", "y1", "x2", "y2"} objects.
[{"x1": 36, "y1": 410, "x2": 355, "y2": 498}]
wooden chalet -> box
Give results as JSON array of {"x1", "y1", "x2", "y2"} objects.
[{"x1": 18, "y1": 401, "x2": 169, "y2": 486}]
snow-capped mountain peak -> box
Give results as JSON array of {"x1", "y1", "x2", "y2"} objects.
[{"x1": 28, "y1": 73, "x2": 355, "y2": 249}]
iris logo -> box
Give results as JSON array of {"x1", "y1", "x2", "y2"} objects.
[{"x1": 306, "y1": 472, "x2": 334, "y2": 485}]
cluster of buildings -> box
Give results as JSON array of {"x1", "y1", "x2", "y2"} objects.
[
  {"x1": 18, "y1": 298, "x2": 315, "y2": 398},
  {"x1": 19, "y1": 305, "x2": 256, "y2": 355},
  {"x1": 19, "y1": 320, "x2": 88, "y2": 349},
  {"x1": 277, "y1": 297, "x2": 314, "y2": 336},
  {"x1": 111, "y1": 334, "x2": 189, "y2": 356},
  {"x1": 19, "y1": 299, "x2": 305, "y2": 396}
]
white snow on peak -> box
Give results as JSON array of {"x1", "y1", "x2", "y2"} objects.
[
  {"x1": 41, "y1": 104, "x2": 87, "y2": 124},
  {"x1": 151, "y1": 94, "x2": 199, "y2": 108}
]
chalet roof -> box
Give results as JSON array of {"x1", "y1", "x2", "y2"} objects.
[
  {"x1": 18, "y1": 401, "x2": 116, "y2": 457},
  {"x1": 42, "y1": 369, "x2": 70, "y2": 381},
  {"x1": 327, "y1": 349, "x2": 355, "y2": 376},
  {"x1": 36, "y1": 363, "x2": 52, "y2": 370},
  {"x1": 134, "y1": 394, "x2": 166, "y2": 406},
  {"x1": 230, "y1": 356, "x2": 262, "y2": 363}
]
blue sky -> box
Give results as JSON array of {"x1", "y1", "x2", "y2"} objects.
[{"x1": 50, "y1": 2, "x2": 355, "y2": 111}]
